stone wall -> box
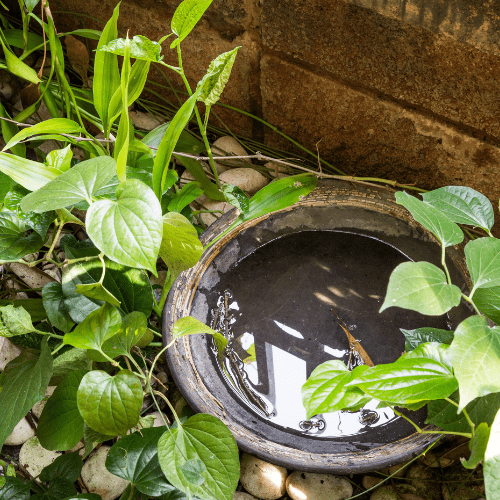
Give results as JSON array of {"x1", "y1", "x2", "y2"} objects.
[{"x1": 12, "y1": 0, "x2": 500, "y2": 202}]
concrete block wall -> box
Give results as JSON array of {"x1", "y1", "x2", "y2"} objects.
[{"x1": 19, "y1": 0, "x2": 500, "y2": 202}]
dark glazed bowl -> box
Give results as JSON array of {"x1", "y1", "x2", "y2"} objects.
[{"x1": 162, "y1": 179, "x2": 471, "y2": 473}]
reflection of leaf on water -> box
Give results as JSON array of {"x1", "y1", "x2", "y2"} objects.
[{"x1": 243, "y1": 343, "x2": 256, "y2": 364}]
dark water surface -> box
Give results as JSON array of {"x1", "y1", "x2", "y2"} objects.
[{"x1": 203, "y1": 231, "x2": 451, "y2": 441}]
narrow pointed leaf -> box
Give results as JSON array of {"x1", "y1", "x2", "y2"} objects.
[
  {"x1": 77, "y1": 369, "x2": 143, "y2": 435},
  {"x1": 20, "y1": 156, "x2": 117, "y2": 213},
  {"x1": 171, "y1": 0, "x2": 214, "y2": 47},
  {"x1": 0, "y1": 153, "x2": 60, "y2": 191},
  {"x1": 0, "y1": 101, "x2": 25, "y2": 157},
  {"x1": 422, "y1": 186, "x2": 494, "y2": 232},
  {"x1": 86, "y1": 179, "x2": 163, "y2": 274},
  {"x1": 172, "y1": 316, "x2": 227, "y2": 353},
  {"x1": 75, "y1": 282, "x2": 121, "y2": 307},
  {"x1": 0, "y1": 40, "x2": 40, "y2": 83},
  {"x1": 395, "y1": 191, "x2": 463, "y2": 247},
  {"x1": 449, "y1": 315, "x2": 500, "y2": 411},
  {"x1": 37, "y1": 371, "x2": 86, "y2": 451}
]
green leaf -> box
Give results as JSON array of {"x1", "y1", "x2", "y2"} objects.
[
  {"x1": 347, "y1": 357, "x2": 457, "y2": 404},
  {"x1": 427, "y1": 391, "x2": 500, "y2": 433},
  {"x1": 157, "y1": 414, "x2": 239, "y2": 500},
  {"x1": 180, "y1": 459, "x2": 206, "y2": 486},
  {"x1": 77, "y1": 369, "x2": 143, "y2": 436},
  {"x1": 172, "y1": 316, "x2": 227, "y2": 353},
  {"x1": 401, "y1": 327, "x2": 454, "y2": 351},
  {"x1": 46, "y1": 145, "x2": 72, "y2": 173},
  {"x1": 0, "y1": 101, "x2": 25, "y2": 158},
  {"x1": 2, "y1": 28, "x2": 43, "y2": 50},
  {"x1": 0, "y1": 38, "x2": 40, "y2": 84},
  {"x1": 301, "y1": 361, "x2": 370, "y2": 419},
  {"x1": 82, "y1": 424, "x2": 111, "y2": 458},
  {"x1": 93, "y1": 2, "x2": 121, "y2": 134},
  {"x1": 167, "y1": 181, "x2": 203, "y2": 213},
  {"x1": 220, "y1": 174, "x2": 318, "y2": 241},
  {"x1": 449, "y1": 315, "x2": 500, "y2": 411},
  {"x1": 20, "y1": 156, "x2": 117, "y2": 213},
  {"x1": 61, "y1": 235, "x2": 153, "y2": 322},
  {"x1": 75, "y1": 282, "x2": 121, "y2": 308},
  {"x1": 485, "y1": 409, "x2": 500, "y2": 500},
  {"x1": 171, "y1": 0, "x2": 214, "y2": 47},
  {"x1": 0, "y1": 477, "x2": 31, "y2": 500},
  {"x1": 159, "y1": 212, "x2": 203, "y2": 276},
  {"x1": 0, "y1": 171, "x2": 12, "y2": 204},
  {"x1": 3, "y1": 119, "x2": 83, "y2": 153},
  {"x1": 461, "y1": 422, "x2": 490, "y2": 469},
  {"x1": 403, "y1": 342, "x2": 453, "y2": 371},
  {"x1": 152, "y1": 92, "x2": 200, "y2": 199},
  {"x1": 0, "y1": 153, "x2": 60, "y2": 191},
  {"x1": 106, "y1": 428, "x2": 175, "y2": 497},
  {"x1": 42, "y1": 282, "x2": 75, "y2": 333},
  {"x1": 0, "y1": 304, "x2": 34, "y2": 337},
  {"x1": 97, "y1": 35, "x2": 162, "y2": 61},
  {"x1": 196, "y1": 47, "x2": 240, "y2": 107},
  {"x1": 31, "y1": 477, "x2": 77, "y2": 499},
  {"x1": 24, "y1": 0, "x2": 41, "y2": 12},
  {"x1": 60, "y1": 494, "x2": 102, "y2": 500},
  {"x1": 379, "y1": 261, "x2": 462, "y2": 315},
  {"x1": 422, "y1": 186, "x2": 494, "y2": 232},
  {"x1": 39, "y1": 452, "x2": 83, "y2": 483},
  {"x1": 0, "y1": 299, "x2": 46, "y2": 322},
  {"x1": 63, "y1": 302, "x2": 121, "y2": 351},
  {"x1": 221, "y1": 184, "x2": 249, "y2": 213},
  {"x1": 37, "y1": 371, "x2": 86, "y2": 451},
  {"x1": 395, "y1": 191, "x2": 463, "y2": 247},
  {"x1": 50, "y1": 348, "x2": 92, "y2": 385},
  {"x1": 0, "y1": 337, "x2": 52, "y2": 449},
  {"x1": 472, "y1": 286, "x2": 500, "y2": 324},
  {"x1": 86, "y1": 179, "x2": 163, "y2": 274},
  {"x1": 100, "y1": 311, "x2": 147, "y2": 359},
  {"x1": 466, "y1": 237, "x2": 500, "y2": 290}
]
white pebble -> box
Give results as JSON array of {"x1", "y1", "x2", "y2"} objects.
[
  {"x1": 234, "y1": 493, "x2": 259, "y2": 500},
  {"x1": 4, "y1": 418, "x2": 36, "y2": 446},
  {"x1": 286, "y1": 471, "x2": 353, "y2": 500},
  {"x1": 19, "y1": 437, "x2": 61, "y2": 478},
  {"x1": 212, "y1": 136, "x2": 252, "y2": 165},
  {"x1": 239, "y1": 453, "x2": 287, "y2": 500},
  {"x1": 129, "y1": 111, "x2": 165, "y2": 131},
  {"x1": 197, "y1": 198, "x2": 234, "y2": 226},
  {"x1": 219, "y1": 168, "x2": 268, "y2": 195},
  {"x1": 31, "y1": 386, "x2": 57, "y2": 419},
  {"x1": 0, "y1": 337, "x2": 22, "y2": 371},
  {"x1": 81, "y1": 446, "x2": 128, "y2": 500}
]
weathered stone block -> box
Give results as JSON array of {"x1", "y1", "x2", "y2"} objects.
[
  {"x1": 261, "y1": 55, "x2": 500, "y2": 201},
  {"x1": 261, "y1": 0, "x2": 500, "y2": 139}
]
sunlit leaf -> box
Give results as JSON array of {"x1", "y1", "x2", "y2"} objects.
[{"x1": 170, "y1": 0, "x2": 214, "y2": 48}]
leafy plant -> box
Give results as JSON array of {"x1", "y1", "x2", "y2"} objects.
[
  {"x1": 0, "y1": 0, "x2": 317, "y2": 498},
  {"x1": 302, "y1": 185, "x2": 500, "y2": 500}
]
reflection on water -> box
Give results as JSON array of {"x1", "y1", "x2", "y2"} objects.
[{"x1": 206, "y1": 231, "x2": 451, "y2": 440}]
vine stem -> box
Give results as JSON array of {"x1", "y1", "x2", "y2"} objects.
[
  {"x1": 444, "y1": 398, "x2": 476, "y2": 437},
  {"x1": 441, "y1": 244, "x2": 452, "y2": 285}
]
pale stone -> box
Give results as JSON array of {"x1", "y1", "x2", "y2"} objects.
[
  {"x1": 370, "y1": 486, "x2": 400, "y2": 500},
  {"x1": 81, "y1": 446, "x2": 128, "y2": 500},
  {"x1": 0, "y1": 82, "x2": 14, "y2": 101},
  {"x1": 400, "y1": 495, "x2": 427, "y2": 500},
  {"x1": 420, "y1": 451, "x2": 454, "y2": 468},
  {"x1": 212, "y1": 136, "x2": 252, "y2": 165},
  {"x1": 31, "y1": 386, "x2": 57, "y2": 419},
  {"x1": 240, "y1": 453, "x2": 287, "y2": 500},
  {"x1": 405, "y1": 464, "x2": 441, "y2": 500},
  {"x1": 219, "y1": 168, "x2": 268, "y2": 194},
  {"x1": 8, "y1": 263, "x2": 55, "y2": 295},
  {"x1": 129, "y1": 111, "x2": 165, "y2": 131},
  {"x1": 4, "y1": 279, "x2": 29, "y2": 300},
  {"x1": 19, "y1": 437, "x2": 62, "y2": 478},
  {"x1": 362, "y1": 475, "x2": 383, "y2": 489},
  {"x1": 264, "y1": 161, "x2": 289, "y2": 178},
  {"x1": 197, "y1": 198, "x2": 234, "y2": 226},
  {"x1": 0, "y1": 338, "x2": 22, "y2": 371},
  {"x1": 4, "y1": 418, "x2": 36, "y2": 446},
  {"x1": 149, "y1": 411, "x2": 170, "y2": 427},
  {"x1": 286, "y1": 471, "x2": 353, "y2": 500},
  {"x1": 37, "y1": 139, "x2": 60, "y2": 155},
  {"x1": 234, "y1": 493, "x2": 259, "y2": 500}
]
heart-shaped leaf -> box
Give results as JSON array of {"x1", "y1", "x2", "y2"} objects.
[
  {"x1": 42, "y1": 282, "x2": 75, "y2": 333},
  {"x1": 180, "y1": 459, "x2": 206, "y2": 486},
  {"x1": 395, "y1": 191, "x2": 463, "y2": 247},
  {"x1": 0, "y1": 338, "x2": 52, "y2": 449},
  {"x1": 0, "y1": 212, "x2": 45, "y2": 260},
  {"x1": 0, "y1": 477, "x2": 31, "y2": 500},
  {"x1": 0, "y1": 304, "x2": 35, "y2": 337},
  {"x1": 221, "y1": 184, "x2": 249, "y2": 213},
  {"x1": 380, "y1": 261, "x2": 462, "y2": 315},
  {"x1": 347, "y1": 357, "x2": 457, "y2": 404},
  {"x1": 82, "y1": 424, "x2": 112, "y2": 459},
  {"x1": 21, "y1": 156, "x2": 117, "y2": 213},
  {"x1": 31, "y1": 477, "x2": 77, "y2": 499},
  {"x1": 484, "y1": 408, "x2": 500, "y2": 500},
  {"x1": 462, "y1": 422, "x2": 490, "y2": 469},
  {"x1": 466, "y1": 237, "x2": 500, "y2": 290},
  {"x1": 157, "y1": 414, "x2": 239, "y2": 500},
  {"x1": 100, "y1": 311, "x2": 147, "y2": 359},
  {"x1": 50, "y1": 348, "x2": 92, "y2": 386},
  {"x1": 63, "y1": 303, "x2": 121, "y2": 351},
  {"x1": 422, "y1": 186, "x2": 494, "y2": 232},
  {"x1": 37, "y1": 371, "x2": 86, "y2": 451},
  {"x1": 159, "y1": 213, "x2": 203, "y2": 277},
  {"x1": 196, "y1": 47, "x2": 240, "y2": 107},
  {"x1": 46, "y1": 145, "x2": 73, "y2": 173},
  {"x1": 472, "y1": 286, "x2": 500, "y2": 324},
  {"x1": 172, "y1": 316, "x2": 227, "y2": 353},
  {"x1": 401, "y1": 327, "x2": 454, "y2": 351},
  {"x1": 106, "y1": 427, "x2": 175, "y2": 496},
  {"x1": 171, "y1": 0, "x2": 214, "y2": 47},
  {"x1": 77, "y1": 370, "x2": 143, "y2": 435},
  {"x1": 449, "y1": 315, "x2": 500, "y2": 411},
  {"x1": 86, "y1": 179, "x2": 163, "y2": 274},
  {"x1": 39, "y1": 451, "x2": 83, "y2": 482}
]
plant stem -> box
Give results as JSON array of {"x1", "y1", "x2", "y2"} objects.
[
  {"x1": 462, "y1": 293, "x2": 481, "y2": 315},
  {"x1": 46, "y1": 220, "x2": 64, "y2": 261},
  {"x1": 158, "y1": 271, "x2": 176, "y2": 312},
  {"x1": 441, "y1": 244, "x2": 452, "y2": 285}
]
